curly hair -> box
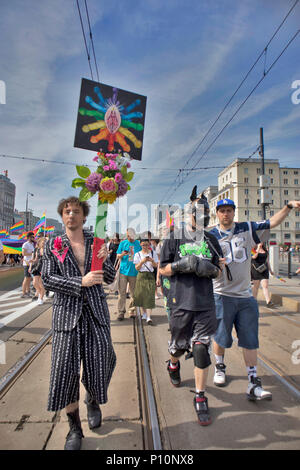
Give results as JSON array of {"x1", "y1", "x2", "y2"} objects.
[{"x1": 57, "y1": 196, "x2": 90, "y2": 218}]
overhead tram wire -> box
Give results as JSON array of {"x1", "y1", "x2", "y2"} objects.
[
  {"x1": 164, "y1": 27, "x2": 300, "y2": 204},
  {"x1": 76, "y1": 0, "x2": 94, "y2": 80},
  {"x1": 0, "y1": 153, "x2": 226, "y2": 172},
  {"x1": 84, "y1": 0, "x2": 100, "y2": 83},
  {"x1": 163, "y1": 146, "x2": 261, "y2": 204},
  {"x1": 159, "y1": 0, "x2": 300, "y2": 204}
]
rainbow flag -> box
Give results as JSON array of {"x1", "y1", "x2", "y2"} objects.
[
  {"x1": 34, "y1": 212, "x2": 46, "y2": 230},
  {"x1": 3, "y1": 244, "x2": 22, "y2": 255},
  {"x1": 18, "y1": 232, "x2": 28, "y2": 239},
  {"x1": 166, "y1": 210, "x2": 174, "y2": 228},
  {"x1": 9, "y1": 221, "x2": 25, "y2": 232},
  {"x1": 0, "y1": 229, "x2": 8, "y2": 238},
  {"x1": 44, "y1": 226, "x2": 55, "y2": 233}
]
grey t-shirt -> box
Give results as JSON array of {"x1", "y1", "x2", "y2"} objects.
[{"x1": 210, "y1": 221, "x2": 270, "y2": 298}]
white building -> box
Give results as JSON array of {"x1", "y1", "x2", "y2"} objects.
[{"x1": 208, "y1": 158, "x2": 300, "y2": 245}]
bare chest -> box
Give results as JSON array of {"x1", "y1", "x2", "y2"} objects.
[{"x1": 70, "y1": 241, "x2": 86, "y2": 275}]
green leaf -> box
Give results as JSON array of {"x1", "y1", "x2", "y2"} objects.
[
  {"x1": 121, "y1": 166, "x2": 127, "y2": 177},
  {"x1": 127, "y1": 184, "x2": 131, "y2": 191},
  {"x1": 76, "y1": 165, "x2": 91, "y2": 178},
  {"x1": 71, "y1": 178, "x2": 86, "y2": 189},
  {"x1": 124, "y1": 171, "x2": 134, "y2": 182},
  {"x1": 79, "y1": 187, "x2": 95, "y2": 201}
]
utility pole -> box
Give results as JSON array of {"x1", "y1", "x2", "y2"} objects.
[{"x1": 260, "y1": 127, "x2": 266, "y2": 220}]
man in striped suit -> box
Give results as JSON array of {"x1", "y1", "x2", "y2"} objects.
[{"x1": 42, "y1": 196, "x2": 116, "y2": 450}]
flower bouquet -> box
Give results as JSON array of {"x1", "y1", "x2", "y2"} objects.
[{"x1": 71, "y1": 151, "x2": 134, "y2": 270}]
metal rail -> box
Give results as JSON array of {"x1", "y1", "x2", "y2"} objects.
[
  {"x1": 0, "y1": 329, "x2": 52, "y2": 400},
  {"x1": 135, "y1": 309, "x2": 162, "y2": 450},
  {"x1": 0, "y1": 312, "x2": 163, "y2": 450}
]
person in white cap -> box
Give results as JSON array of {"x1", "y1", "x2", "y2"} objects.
[{"x1": 210, "y1": 198, "x2": 300, "y2": 401}]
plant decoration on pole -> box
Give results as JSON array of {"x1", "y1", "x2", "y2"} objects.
[
  {"x1": 71, "y1": 151, "x2": 134, "y2": 268},
  {"x1": 73, "y1": 78, "x2": 147, "y2": 270}
]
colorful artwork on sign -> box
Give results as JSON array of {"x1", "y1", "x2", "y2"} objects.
[{"x1": 74, "y1": 78, "x2": 147, "y2": 161}]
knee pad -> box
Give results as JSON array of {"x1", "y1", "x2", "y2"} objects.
[
  {"x1": 171, "y1": 349, "x2": 186, "y2": 358},
  {"x1": 192, "y1": 342, "x2": 211, "y2": 369}
]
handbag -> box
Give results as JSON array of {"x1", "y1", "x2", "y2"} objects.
[
  {"x1": 30, "y1": 257, "x2": 43, "y2": 275},
  {"x1": 252, "y1": 262, "x2": 267, "y2": 273}
]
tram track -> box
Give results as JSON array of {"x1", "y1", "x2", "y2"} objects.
[
  {"x1": 134, "y1": 310, "x2": 162, "y2": 450},
  {"x1": 0, "y1": 302, "x2": 163, "y2": 450},
  {"x1": 0, "y1": 329, "x2": 52, "y2": 401},
  {"x1": 0, "y1": 291, "x2": 299, "y2": 450}
]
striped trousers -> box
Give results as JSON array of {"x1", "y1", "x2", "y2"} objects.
[{"x1": 48, "y1": 304, "x2": 116, "y2": 412}]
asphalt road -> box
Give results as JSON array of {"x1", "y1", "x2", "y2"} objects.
[{"x1": 0, "y1": 267, "x2": 52, "y2": 342}]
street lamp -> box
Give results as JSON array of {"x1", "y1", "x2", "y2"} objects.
[{"x1": 25, "y1": 192, "x2": 34, "y2": 231}]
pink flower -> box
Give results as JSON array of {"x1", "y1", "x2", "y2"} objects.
[
  {"x1": 53, "y1": 236, "x2": 62, "y2": 251},
  {"x1": 93, "y1": 156, "x2": 99, "y2": 162},
  {"x1": 103, "y1": 165, "x2": 110, "y2": 172},
  {"x1": 126, "y1": 162, "x2": 131, "y2": 168},
  {"x1": 100, "y1": 177, "x2": 117, "y2": 193},
  {"x1": 115, "y1": 172, "x2": 122, "y2": 183},
  {"x1": 109, "y1": 160, "x2": 118, "y2": 170}
]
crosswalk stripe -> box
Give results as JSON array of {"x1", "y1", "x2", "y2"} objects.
[{"x1": 0, "y1": 288, "x2": 49, "y2": 330}]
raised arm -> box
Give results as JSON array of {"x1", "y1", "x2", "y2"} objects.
[{"x1": 270, "y1": 200, "x2": 300, "y2": 229}]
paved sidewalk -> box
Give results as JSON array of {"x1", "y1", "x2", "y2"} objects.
[
  {"x1": 258, "y1": 274, "x2": 300, "y2": 312},
  {"x1": 1, "y1": 286, "x2": 300, "y2": 450},
  {"x1": 142, "y1": 295, "x2": 300, "y2": 450},
  {"x1": 0, "y1": 293, "x2": 143, "y2": 451}
]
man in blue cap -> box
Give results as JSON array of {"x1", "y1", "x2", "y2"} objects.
[{"x1": 210, "y1": 197, "x2": 300, "y2": 401}]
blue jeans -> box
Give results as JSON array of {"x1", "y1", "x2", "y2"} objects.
[{"x1": 214, "y1": 294, "x2": 259, "y2": 350}]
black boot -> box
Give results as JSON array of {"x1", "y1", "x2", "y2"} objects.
[
  {"x1": 84, "y1": 392, "x2": 102, "y2": 430},
  {"x1": 64, "y1": 408, "x2": 84, "y2": 450}
]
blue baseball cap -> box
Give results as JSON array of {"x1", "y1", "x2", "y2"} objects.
[{"x1": 216, "y1": 198, "x2": 236, "y2": 210}]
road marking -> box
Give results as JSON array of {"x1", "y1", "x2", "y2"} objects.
[
  {"x1": 0, "y1": 288, "x2": 43, "y2": 330},
  {"x1": 0, "y1": 300, "x2": 31, "y2": 309}
]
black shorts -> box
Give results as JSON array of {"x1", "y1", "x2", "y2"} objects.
[
  {"x1": 23, "y1": 266, "x2": 32, "y2": 278},
  {"x1": 168, "y1": 308, "x2": 217, "y2": 357}
]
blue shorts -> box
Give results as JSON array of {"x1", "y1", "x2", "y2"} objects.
[{"x1": 214, "y1": 294, "x2": 259, "y2": 350}]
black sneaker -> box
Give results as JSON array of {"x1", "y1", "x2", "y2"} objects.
[
  {"x1": 166, "y1": 360, "x2": 181, "y2": 387},
  {"x1": 193, "y1": 393, "x2": 212, "y2": 426}
]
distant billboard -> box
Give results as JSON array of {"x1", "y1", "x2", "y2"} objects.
[{"x1": 74, "y1": 78, "x2": 147, "y2": 161}]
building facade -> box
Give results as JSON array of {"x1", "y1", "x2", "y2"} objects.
[
  {"x1": 0, "y1": 173, "x2": 16, "y2": 231},
  {"x1": 208, "y1": 158, "x2": 300, "y2": 245}
]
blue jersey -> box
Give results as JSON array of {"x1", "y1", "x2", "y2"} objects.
[
  {"x1": 117, "y1": 239, "x2": 141, "y2": 277},
  {"x1": 210, "y1": 221, "x2": 270, "y2": 297}
]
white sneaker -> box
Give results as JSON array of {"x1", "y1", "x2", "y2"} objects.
[
  {"x1": 247, "y1": 376, "x2": 272, "y2": 401},
  {"x1": 214, "y1": 363, "x2": 226, "y2": 387},
  {"x1": 37, "y1": 298, "x2": 44, "y2": 305},
  {"x1": 141, "y1": 313, "x2": 147, "y2": 320}
]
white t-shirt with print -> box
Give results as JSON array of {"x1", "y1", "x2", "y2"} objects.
[
  {"x1": 134, "y1": 250, "x2": 158, "y2": 273},
  {"x1": 22, "y1": 241, "x2": 35, "y2": 266}
]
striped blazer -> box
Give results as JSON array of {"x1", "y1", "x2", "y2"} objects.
[{"x1": 42, "y1": 230, "x2": 116, "y2": 332}]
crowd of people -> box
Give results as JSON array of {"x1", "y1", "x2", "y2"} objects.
[{"x1": 2, "y1": 191, "x2": 300, "y2": 450}]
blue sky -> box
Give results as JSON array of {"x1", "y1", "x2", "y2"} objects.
[{"x1": 0, "y1": 0, "x2": 299, "y2": 232}]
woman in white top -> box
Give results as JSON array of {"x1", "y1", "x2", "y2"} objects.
[{"x1": 133, "y1": 238, "x2": 158, "y2": 324}]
